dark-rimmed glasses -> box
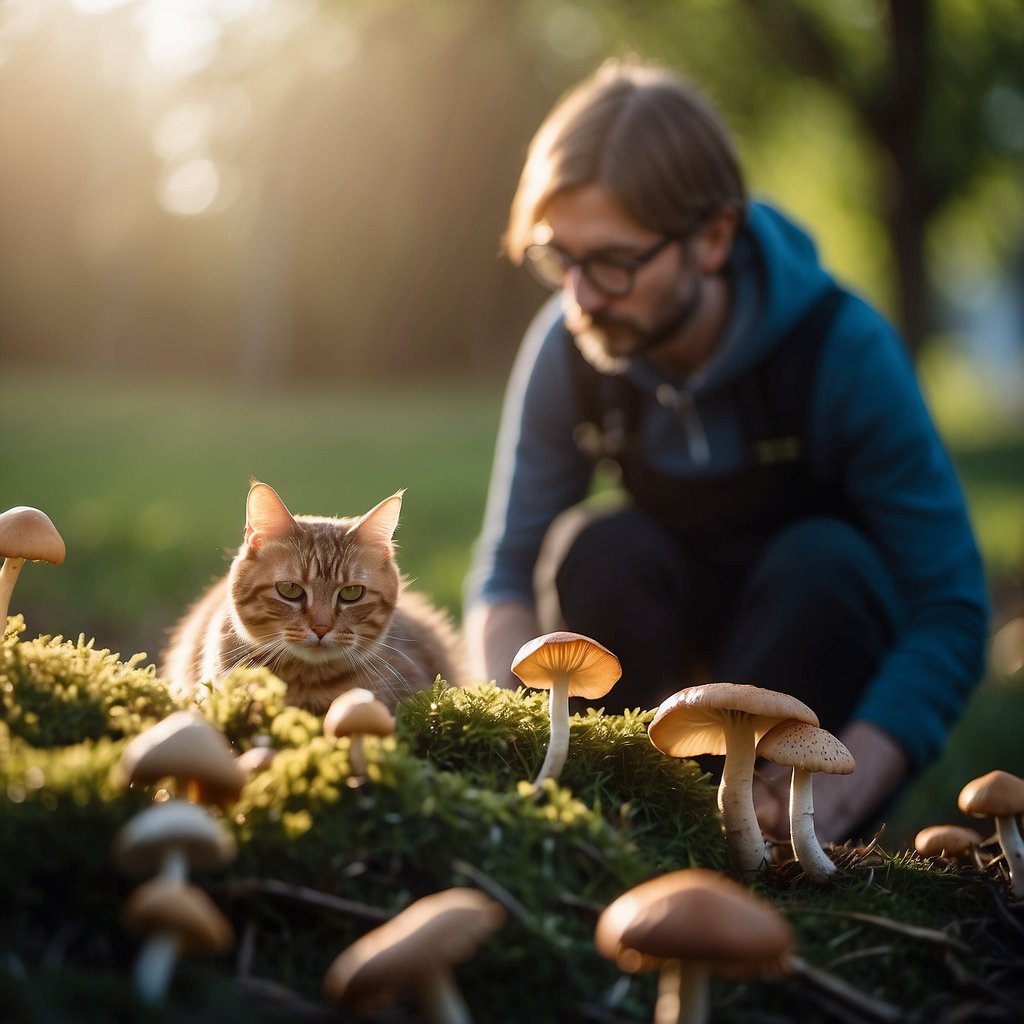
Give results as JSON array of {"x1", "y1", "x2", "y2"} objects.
[{"x1": 523, "y1": 235, "x2": 676, "y2": 297}]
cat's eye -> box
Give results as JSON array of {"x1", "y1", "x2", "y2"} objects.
[
  {"x1": 276, "y1": 581, "x2": 304, "y2": 601},
  {"x1": 338, "y1": 584, "x2": 365, "y2": 603}
]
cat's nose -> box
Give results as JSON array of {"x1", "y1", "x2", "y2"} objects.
[{"x1": 311, "y1": 624, "x2": 331, "y2": 639}]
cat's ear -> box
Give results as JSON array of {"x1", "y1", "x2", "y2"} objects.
[
  {"x1": 351, "y1": 491, "x2": 403, "y2": 554},
  {"x1": 244, "y1": 481, "x2": 297, "y2": 550}
]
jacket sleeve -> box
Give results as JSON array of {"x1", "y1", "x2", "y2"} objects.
[
  {"x1": 808, "y1": 294, "x2": 989, "y2": 769},
  {"x1": 464, "y1": 296, "x2": 595, "y2": 610}
]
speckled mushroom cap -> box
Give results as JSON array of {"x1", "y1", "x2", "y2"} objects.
[
  {"x1": 122, "y1": 876, "x2": 234, "y2": 955},
  {"x1": 914, "y1": 824, "x2": 983, "y2": 859},
  {"x1": 112, "y1": 800, "x2": 237, "y2": 876},
  {"x1": 324, "y1": 688, "x2": 396, "y2": 738},
  {"x1": 323, "y1": 888, "x2": 507, "y2": 1012},
  {"x1": 595, "y1": 868, "x2": 793, "y2": 977},
  {"x1": 957, "y1": 769, "x2": 1024, "y2": 818},
  {"x1": 756, "y1": 720, "x2": 855, "y2": 775},
  {"x1": 0, "y1": 507, "x2": 66, "y2": 564},
  {"x1": 648, "y1": 683, "x2": 818, "y2": 758},
  {"x1": 511, "y1": 631, "x2": 622, "y2": 700},
  {"x1": 118, "y1": 710, "x2": 246, "y2": 806}
]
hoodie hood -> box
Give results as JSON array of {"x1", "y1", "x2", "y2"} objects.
[{"x1": 631, "y1": 201, "x2": 836, "y2": 395}]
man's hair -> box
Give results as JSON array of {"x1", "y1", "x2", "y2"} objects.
[{"x1": 504, "y1": 60, "x2": 747, "y2": 261}]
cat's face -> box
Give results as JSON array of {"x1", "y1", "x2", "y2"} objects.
[{"x1": 227, "y1": 483, "x2": 402, "y2": 666}]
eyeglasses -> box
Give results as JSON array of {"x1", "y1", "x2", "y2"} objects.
[{"x1": 523, "y1": 235, "x2": 676, "y2": 297}]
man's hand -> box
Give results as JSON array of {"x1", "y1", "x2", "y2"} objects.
[
  {"x1": 752, "y1": 720, "x2": 910, "y2": 845},
  {"x1": 464, "y1": 601, "x2": 540, "y2": 690}
]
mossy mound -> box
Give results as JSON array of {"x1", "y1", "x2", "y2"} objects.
[{"x1": 2, "y1": 627, "x2": 1023, "y2": 1022}]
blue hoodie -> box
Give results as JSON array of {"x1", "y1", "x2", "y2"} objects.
[{"x1": 466, "y1": 201, "x2": 989, "y2": 770}]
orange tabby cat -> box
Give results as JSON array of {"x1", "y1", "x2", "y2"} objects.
[{"x1": 161, "y1": 481, "x2": 463, "y2": 712}]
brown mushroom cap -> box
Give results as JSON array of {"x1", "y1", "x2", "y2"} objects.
[
  {"x1": 756, "y1": 720, "x2": 855, "y2": 775},
  {"x1": 914, "y1": 824, "x2": 983, "y2": 859},
  {"x1": 118, "y1": 710, "x2": 246, "y2": 806},
  {"x1": 0, "y1": 507, "x2": 66, "y2": 564},
  {"x1": 112, "y1": 800, "x2": 237, "y2": 876},
  {"x1": 122, "y1": 876, "x2": 233, "y2": 955},
  {"x1": 511, "y1": 631, "x2": 621, "y2": 700},
  {"x1": 595, "y1": 868, "x2": 793, "y2": 977},
  {"x1": 323, "y1": 688, "x2": 396, "y2": 739},
  {"x1": 958, "y1": 770, "x2": 1024, "y2": 819},
  {"x1": 649, "y1": 683, "x2": 818, "y2": 758},
  {"x1": 323, "y1": 888, "x2": 507, "y2": 1012}
]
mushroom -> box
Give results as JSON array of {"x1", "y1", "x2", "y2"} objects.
[
  {"x1": 118, "y1": 710, "x2": 246, "y2": 807},
  {"x1": 595, "y1": 868, "x2": 793, "y2": 1024},
  {"x1": 914, "y1": 824, "x2": 983, "y2": 862},
  {"x1": 122, "y1": 876, "x2": 233, "y2": 1004},
  {"x1": 112, "y1": 799, "x2": 237, "y2": 884},
  {"x1": 323, "y1": 687, "x2": 396, "y2": 778},
  {"x1": 323, "y1": 887, "x2": 507, "y2": 1023},
  {"x1": 235, "y1": 744, "x2": 277, "y2": 775},
  {"x1": 648, "y1": 683, "x2": 818, "y2": 875},
  {"x1": 510, "y1": 631, "x2": 621, "y2": 785},
  {"x1": 957, "y1": 769, "x2": 1024, "y2": 898},
  {"x1": 0, "y1": 506, "x2": 66, "y2": 630},
  {"x1": 756, "y1": 720, "x2": 855, "y2": 883}
]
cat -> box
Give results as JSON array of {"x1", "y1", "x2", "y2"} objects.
[{"x1": 160, "y1": 481, "x2": 463, "y2": 713}]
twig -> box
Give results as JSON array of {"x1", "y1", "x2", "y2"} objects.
[
  {"x1": 787, "y1": 955, "x2": 903, "y2": 1023},
  {"x1": 787, "y1": 907, "x2": 973, "y2": 953},
  {"x1": 451, "y1": 858, "x2": 535, "y2": 931},
  {"x1": 214, "y1": 877, "x2": 390, "y2": 922}
]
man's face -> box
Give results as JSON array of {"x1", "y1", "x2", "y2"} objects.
[{"x1": 536, "y1": 185, "x2": 698, "y2": 373}]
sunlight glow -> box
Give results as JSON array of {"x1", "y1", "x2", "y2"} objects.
[{"x1": 158, "y1": 156, "x2": 221, "y2": 215}]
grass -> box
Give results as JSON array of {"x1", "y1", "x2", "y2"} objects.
[{"x1": 1, "y1": 356, "x2": 1022, "y2": 846}]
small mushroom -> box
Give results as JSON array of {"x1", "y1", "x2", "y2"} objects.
[
  {"x1": 323, "y1": 688, "x2": 396, "y2": 778},
  {"x1": 958, "y1": 769, "x2": 1024, "y2": 898},
  {"x1": 0, "y1": 506, "x2": 66, "y2": 630},
  {"x1": 914, "y1": 824, "x2": 983, "y2": 862},
  {"x1": 595, "y1": 868, "x2": 793, "y2": 1024},
  {"x1": 511, "y1": 631, "x2": 621, "y2": 785},
  {"x1": 648, "y1": 683, "x2": 818, "y2": 875},
  {"x1": 122, "y1": 876, "x2": 233, "y2": 1004},
  {"x1": 756, "y1": 720, "x2": 855, "y2": 882},
  {"x1": 235, "y1": 744, "x2": 277, "y2": 775},
  {"x1": 118, "y1": 710, "x2": 246, "y2": 806},
  {"x1": 323, "y1": 887, "x2": 507, "y2": 1023},
  {"x1": 112, "y1": 799, "x2": 237, "y2": 884}
]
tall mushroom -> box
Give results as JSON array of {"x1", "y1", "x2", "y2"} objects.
[
  {"x1": 323, "y1": 687, "x2": 396, "y2": 779},
  {"x1": 648, "y1": 683, "x2": 818, "y2": 875},
  {"x1": 595, "y1": 868, "x2": 793, "y2": 1024},
  {"x1": 511, "y1": 631, "x2": 621, "y2": 785},
  {"x1": 118, "y1": 710, "x2": 246, "y2": 807},
  {"x1": 957, "y1": 769, "x2": 1024, "y2": 898},
  {"x1": 756, "y1": 720, "x2": 855, "y2": 883},
  {"x1": 0, "y1": 506, "x2": 66, "y2": 631},
  {"x1": 122, "y1": 876, "x2": 234, "y2": 1004},
  {"x1": 323, "y1": 887, "x2": 507, "y2": 1024}
]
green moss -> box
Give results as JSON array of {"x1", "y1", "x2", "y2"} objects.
[
  {"x1": 0, "y1": 617, "x2": 178, "y2": 747},
  {"x1": 3, "y1": 637, "x2": 1023, "y2": 1023}
]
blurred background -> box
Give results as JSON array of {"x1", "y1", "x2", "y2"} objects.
[{"x1": 1, "y1": 0, "x2": 1022, "y2": 841}]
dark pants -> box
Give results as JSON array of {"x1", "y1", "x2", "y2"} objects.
[{"x1": 554, "y1": 507, "x2": 903, "y2": 732}]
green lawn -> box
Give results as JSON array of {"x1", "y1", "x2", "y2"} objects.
[{"x1": 2, "y1": 362, "x2": 1022, "y2": 845}]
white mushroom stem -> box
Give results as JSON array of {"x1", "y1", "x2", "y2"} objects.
[
  {"x1": 133, "y1": 932, "x2": 180, "y2": 1004},
  {"x1": 418, "y1": 968, "x2": 472, "y2": 1024},
  {"x1": 788, "y1": 768, "x2": 838, "y2": 882},
  {"x1": 160, "y1": 847, "x2": 189, "y2": 885},
  {"x1": 718, "y1": 715, "x2": 767, "y2": 875},
  {"x1": 349, "y1": 735, "x2": 367, "y2": 778},
  {"x1": 655, "y1": 959, "x2": 709, "y2": 1024},
  {"x1": 0, "y1": 556, "x2": 25, "y2": 628},
  {"x1": 533, "y1": 673, "x2": 570, "y2": 785},
  {"x1": 994, "y1": 815, "x2": 1024, "y2": 898}
]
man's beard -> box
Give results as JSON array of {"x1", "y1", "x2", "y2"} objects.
[{"x1": 565, "y1": 273, "x2": 703, "y2": 376}]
